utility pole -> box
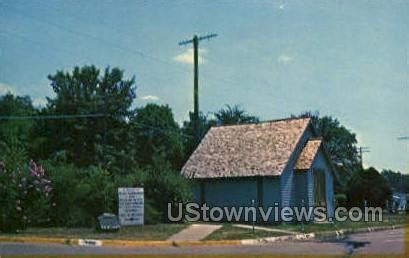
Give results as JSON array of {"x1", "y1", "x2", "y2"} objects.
[
  {"x1": 398, "y1": 136, "x2": 409, "y2": 176},
  {"x1": 179, "y1": 33, "x2": 217, "y2": 141},
  {"x1": 359, "y1": 146, "x2": 370, "y2": 169}
]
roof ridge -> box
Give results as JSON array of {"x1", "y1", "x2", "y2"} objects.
[{"x1": 212, "y1": 117, "x2": 310, "y2": 128}]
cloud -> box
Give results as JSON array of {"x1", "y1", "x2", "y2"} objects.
[
  {"x1": 174, "y1": 48, "x2": 205, "y2": 64},
  {"x1": 279, "y1": 4, "x2": 285, "y2": 9},
  {"x1": 140, "y1": 95, "x2": 159, "y2": 101},
  {"x1": 277, "y1": 54, "x2": 294, "y2": 64},
  {"x1": 33, "y1": 97, "x2": 48, "y2": 107},
  {"x1": 0, "y1": 82, "x2": 19, "y2": 95},
  {"x1": 1, "y1": 82, "x2": 49, "y2": 107}
]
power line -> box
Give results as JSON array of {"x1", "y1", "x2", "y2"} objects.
[
  {"x1": 131, "y1": 122, "x2": 194, "y2": 139},
  {"x1": 0, "y1": 114, "x2": 107, "y2": 120},
  {"x1": 0, "y1": 29, "x2": 189, "y2": 90},
  {"x1": 0, "y1": 113, "x2": 195, "y2": 138},
  {"x1": 2, "y1": 3, "x2": 262, "y2": 118},
  {"x1": 3, "y1": 4, "x2": 246, "y2": 90},
  {"x1": 3, "y1": 4, "x2": 191, "y2": 76},
  {"x1": 0, "y1": 29, "x2": 78, "y2": 56}
]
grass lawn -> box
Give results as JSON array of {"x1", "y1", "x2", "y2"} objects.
[
  {"x1": 269, "y1": 213, "x2": 408, "y2": 233},
  {"x1": 1, "y1": 214, "x2": 406, "y2": 242},
  {"x1": 0, "y1": 224, "x2": 187, "y2": 241},
  {"x1": 204, "y1": 224, "x2": 288, "y2": 240},
  {"x1": 207, "y1": 213, "x2": 407, "y2": 240}
]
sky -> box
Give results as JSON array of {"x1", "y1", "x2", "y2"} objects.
[{"x1": 0, "y1": 0, "x2": 408, "y2": 173}]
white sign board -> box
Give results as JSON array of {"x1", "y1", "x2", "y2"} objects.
[{"x1": 118, "y1": 187, "x2": 144, "y2": 225}]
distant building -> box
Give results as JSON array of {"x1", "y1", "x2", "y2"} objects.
[
  {"x1": 182, "y1": 117, "x2": 337, "y2": 222},
  {"x1": 391, "y1": 192, "x2": 407, "y2": 212}
]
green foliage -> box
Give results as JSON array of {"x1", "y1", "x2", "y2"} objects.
[
  {"x1": 0, "y1": 160, "x2": 53, "y2": 232},
  {"x1": 144, "y1": 199, "x2": 163, "y2": 225},
  {"x1": 0, "y1": 94, "x2": 36, "y2": 144},
  {"x1": 313, "y1": 116, "x2": 359, "y2": 168},
  {"x1": 0, "y1": 94, "x2": 35, "y2": 165},
  {"x1": 345, "y1": 167, "x2": 392, "y2": 208},
  {"x1": 0, "y1": 134, "x2": 27, "y2": 171},
  {"x1": 31, "y1": 66, "x2": 136, "y2": 172},
  {"x1": 142, "y1": 161, "x2": 192, "y2": 222},
  {"x1": 298, "y1": 112, "x2": 359, "y2": 169},
  {"x1": 213, "y1": 104, "x2": 259, "y2": 125},
  {"x1": 182, "y1": 111, "x2": 215, "y2": 159},
  {"x1": 42, "y1": 159, "x2": 190, "y2": 227},
  {"x1": 334, "y1": 193, "x2": 347, "y2": 208},
  {"x1": 381, "y1": 169, "x2": 409, "y2": 193},
  {"x1": 44, "y1": 162, "x2": 118, "y2": 227},
  {"x1": 294, "y1": 112, "x2": 360, "y2": 190},
  {"x1": 130, "y1": 104, "x2": 184, "y2": 169}
]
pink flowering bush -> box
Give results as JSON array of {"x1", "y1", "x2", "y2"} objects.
[{"x1": 0, "y1": 160, "x2": 53, "y2": 232}]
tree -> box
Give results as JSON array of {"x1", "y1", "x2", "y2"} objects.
[
  {"x1": 345, "y1": 167, "x2": 392, "y2": 208},
  {"x1": 0, "y1": 94, "x2": 37, "y2": 170},
  {"x1": 130, "y1": 103, "x2": 184, "y2": 169},
  {"x1": 142, "y1": 161, "x2": 192, "y2": 222},
  {"x1": 0, "y1": 160, "x2": 53, "y2": 232},
  {"x1": 31, "y1": 66, "x2": 136, "y2": 172},
  {"x1": 182, "y1": 111, "x2": 215, "y2": 159},
  {"x1": 295, "y1": 112, "x2": 360, "y2": 173},
  {"x1": 381, "y1": 169, "x2": 409, "y2": 193},
  {"x1": 0, "y1": 94, "x2": 36, "y2": 148},
  {"x1": 213, "y1": 104, "x2": 259, "y2": 125}
]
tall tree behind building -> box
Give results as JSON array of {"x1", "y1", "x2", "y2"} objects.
[{"x1": 30, "y1": 66, "x2": 136, "y2": 173}]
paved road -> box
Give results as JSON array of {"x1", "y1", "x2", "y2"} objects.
[
  {"x1": 345, "y1": 227, "x2": 404, "y2": 255},
  {"x1": 0, "y1": 229, "x2": 404, "y2": 256}
]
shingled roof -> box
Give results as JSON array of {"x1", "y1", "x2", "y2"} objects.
[
  {"x1": 294, "y1": 138, "x2": 322, "y2": 170},
  {"x1": 181, "y1": 117, "x2": 311, "y2": 178}
]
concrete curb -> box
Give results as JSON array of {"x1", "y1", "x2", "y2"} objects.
[
  {"x1": 313, "y1": 224, "x2": 404, "y2": 240},
  {"x1": 0, "y1": 236, "x2": 241, "y2": 247},
  {"x1": 241, "y1": 233, "x2": 316, "y2": 245},
  {"x1": 239, "y1": 224, "x2": 405, "y2": 245},
  {"x1": 0, "y1": 225, "x2": 403, "y2": 247}
]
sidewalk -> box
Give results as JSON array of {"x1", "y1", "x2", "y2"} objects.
[
  {"x1": 167, "y1": 224, "x2": 222, "y2": 241},
  {"x1": 233, "y1": 224, "x2": 299, "y2": 235}
]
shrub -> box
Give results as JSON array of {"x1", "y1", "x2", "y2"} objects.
[
  {"x1": 44, "y1": 162, "x2": 117, "y2": 227},
  {"x1": 113, "y1": 166, "x2": 188, "y2": 224},
  {"x1": 39, "y1": 160, "x2": 191, "y2": 227},
  {"x1": 0, "y1": 160, "x2": 53, "y2": 232},
  {"x1": 143, "y1": 162, "x2": 192, "y2": 222},
  {"x1": 346, "y1": 167, "x2": 392, "y2": 208},
  {"x1": 334, "y1": 193, "x2": 347, "y2": 208}
]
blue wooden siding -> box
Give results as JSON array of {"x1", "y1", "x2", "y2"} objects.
[
  {"x1": 191, "y1": 181, "x2": 201, "y2": 203},
  {"x1": 191, "y1": 177, "x2": 281, "y2": 222},
  {"x1": 292, "y1": 172, "x2": 309, "y2": 207},
  {"x1": 310, "y1": 151, "x2": 335, "y2": 219},
  {"x1": 279, "y1": 125, "x2": 335, "y2": 222},
  {"x1": 262, "y1": 176, "x2": 281, "y2": 222},
  {"x1": 307, "y1": 168, "x2": 314, "y2": 207},
  {"x1": 280, "y1": 127, "x2": 314, "y2": 208},
  {"x1": 203, "y1": 178, "x2": 257, "y2": 208}
]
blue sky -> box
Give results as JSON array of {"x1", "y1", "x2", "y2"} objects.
[{"x1": 1, "y1": 0, "x2": 408, "y2": 173}]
